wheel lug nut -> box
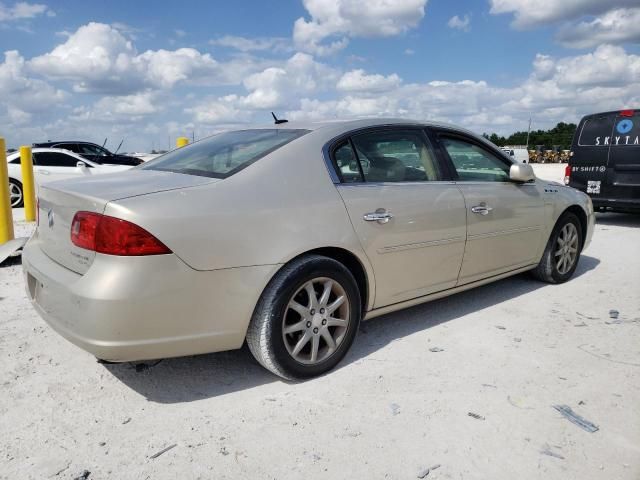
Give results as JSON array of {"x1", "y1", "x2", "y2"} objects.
[
  {"x1": 306, "y1": 321, "x2": 312, "y2": 328},
  {"x1": 322, "y1": 319, "x2": 327, "y2": 325},
  {"x1": 319, "y1": 308, "x2": 325, "y2": 314},
  {"x1": 313, "y1": 327, "x2": 319, "y2": 334},
  {"x1": 310, "y1": 309, "x2": 315, "y2": 315}
]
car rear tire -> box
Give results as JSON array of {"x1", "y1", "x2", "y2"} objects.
[
  {"x1": 246, "y1": 254, "x2": 361, "y2": 380},
  {"x1": 9, "y1": 179, "x2": 23, "y2": 208},
  {"x1": 531, "y1": 212, "x2": 583, "y2": 284}
]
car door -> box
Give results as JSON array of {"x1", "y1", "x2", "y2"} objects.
[
  {"x1": 32, "y1": 152, "x2": 90, "y2": 184},
  {"x1": 332, "y1": 127, "x2": 467, "y2": 308},
  {"x1": 430, "y1": 129, "x2": 545, "y2": 284}
]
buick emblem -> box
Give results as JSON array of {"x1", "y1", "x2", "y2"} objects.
[{"x1": 47, "y1": 209, "x2": 55, "y2": 228}]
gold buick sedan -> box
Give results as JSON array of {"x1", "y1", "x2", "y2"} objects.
[{"x1": 23, "y1": 119, "x2": 594, "y2": 379}]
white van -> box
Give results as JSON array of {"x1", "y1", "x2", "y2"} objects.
[{"x1": 501, "y1": 147, "x2": 529, "y2": 163}]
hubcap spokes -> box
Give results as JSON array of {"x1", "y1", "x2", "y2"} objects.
[
  {"x1": 283, "y1": 277, "x2": 350, "y2": 365},
  {"x1": 554, "y1": 223, "x2": 579, "y2": 275},
  {"x1": 9, "y1": 184, "x2": 22, "y2": 207}
]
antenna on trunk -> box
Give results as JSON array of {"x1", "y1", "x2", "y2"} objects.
[{"x1": 271, "y1": 112, "x2": 288, "y2": 125}]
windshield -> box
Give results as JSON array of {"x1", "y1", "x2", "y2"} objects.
[
  {"x1": 78, "y1": 144, "x2": 110, "y2": 157},
  {"x1": 141, "y1": 129, "x2": 308, "y2": 178}
]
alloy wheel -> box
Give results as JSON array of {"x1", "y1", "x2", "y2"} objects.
[
  {"x1": 282, "y1": 277, "x2": 350, "y2": 365},
  {"x1": 9, "y1": 182, "x2": 23, "y2": 208},
  {"x1": 554, "y1": 223, "x2": 579, "y2": 275}
]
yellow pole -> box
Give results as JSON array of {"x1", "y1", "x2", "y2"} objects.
[
  {"x1": 20, "y1": 146, "x2": 36, "y2": 222},
  {"x1": 176, "y1": 136, "x2": 189, "y2": 148},
  {"x1": 0, "y1": 138, "x2": 15, "y2": 244}
]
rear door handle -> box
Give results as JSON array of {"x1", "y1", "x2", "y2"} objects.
[
  {"x1": 363, "y1": 210, "x2": 393, "y2": 224},
  {"x1": 39, "y1": 169, "x2": 50, "y2": 175},
  {"x1": 471, "y1": 204, "x2": 493, "y2": 215}
]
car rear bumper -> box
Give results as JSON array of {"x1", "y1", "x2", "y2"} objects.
[
  {"x1": 22, "y1": 232, "x2": 279, "y2": 362},
  {"x1": 591, "y1": 197, "x2": 640, "y2": 212}
]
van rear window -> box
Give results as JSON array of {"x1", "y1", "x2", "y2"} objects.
[
  {"x1": 141, "y1": 129, "x2": 308, "y2": 178},
  {"x1": 578, "y1": 116, "x2": 615, "y2": 147}
]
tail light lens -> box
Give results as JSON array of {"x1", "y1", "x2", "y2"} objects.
[
  {"x1": 71, "y1": 211, "x2": 171, "y2": 256},
  {"x1": 564, "y1": 165, "x2": 571, "y2": 185},
  {"x1": 620, "y1": 109, "x2": 634, "y2": 117}
]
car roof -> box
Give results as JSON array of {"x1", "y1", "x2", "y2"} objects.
[{"x1": 33, "y1": 141, "x2": 100, "y2": 146}]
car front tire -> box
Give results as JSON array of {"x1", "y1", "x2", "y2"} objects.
[
  {"x1": 532, "y1": 212, "x2": 583, "y2": 284},
  {"x1": 247, "y1": 254, "x2": 361, "y2": 380},
  {"x1": 9, "y1": 179, "x2": 23, "y2": 208}
]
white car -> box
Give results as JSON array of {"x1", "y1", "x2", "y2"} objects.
[{"x1": 7, "y1": 148, "x2": 132, "y2": 208}]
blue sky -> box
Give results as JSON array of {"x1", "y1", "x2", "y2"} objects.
[{"x1": 1, "y1": 0, "x2": 639, "y2": 151}]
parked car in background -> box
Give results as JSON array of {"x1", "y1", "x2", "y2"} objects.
[
  {"x1": 23, "y1": 119, "x2": 594, "y2": 380},
  {"x1": 567, "y1": 109, "x2": 640, "y2": 213},
  {"x1": 7, "y1": 148, "x2": 132, "y2": 207},
  {"x1": 32, "y1": 141, "x2": 144, "y2": 166}
]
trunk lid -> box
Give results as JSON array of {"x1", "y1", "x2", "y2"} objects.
[{"x1": 36, "y1": 170, "x2": 218, "y2": 274}]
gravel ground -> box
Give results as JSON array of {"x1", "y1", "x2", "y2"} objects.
[{"x1": 1, "y1": 202, "x2": 639, "y2": 479}]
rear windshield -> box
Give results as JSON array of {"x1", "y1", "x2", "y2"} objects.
[
  {"x1": 141, "y1": 129, "x2": 308, "y2": 178},
  {"x1": 577, "y1": 115, "x2": 616, "y2": 147}
]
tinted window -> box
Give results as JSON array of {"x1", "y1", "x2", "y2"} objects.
[
  {"x1": 142, "y1": 129, "x2": 308, "y2": 178},
  {"x1": 578, "y1": 115, "x2": 615, "y2": 147},
  {"x1": 350, "y1": 130, "x2": 441, "y2": 182},
  {"x1": 77, "y1": 144, "x2": 109, "y2": 156},
  {"x1": 332, "y1": 141, "x2": 363, "y2": 183},
  {"x1": 34, "y1": 152, "x2": 80, "y2": 167},
  {"x1": 53, "y1": 143, "x2": 79, "y2": 153},
  {"x1": 441, "y1": 136, "x2": 510, "y2": 182}
]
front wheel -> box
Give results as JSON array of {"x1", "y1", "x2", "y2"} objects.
[
  {"x1": 531, "y1": 212, "x2": 582, "y2": 284},
  {"x1": 246, "y1": 255, "x2": 361, "y2": 380},
  {"x1": 9, "y1": 179, "x2": 23, "y2": 208}
]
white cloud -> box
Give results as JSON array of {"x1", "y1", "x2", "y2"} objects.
[
  {"x1": 447, "y1": 14, "x2": 471, "y2": 32},
  {"x1": 294, "y1": 0, "x2": 427, "y2": 55},
  {"x1": 0, "y1": 50, "x2": 65, "y2": 112},
  {"x1": 556, "y1": 8, "x2": 640, "y2": 48},
  {"x1": 0, "y1": 1, "x2": 53, "y2": 21},
  {"x1": 210, "y1": 35, "x2": 291, "y2": 53},
  {"x1": 337, "y1": 69, "x2": 401, "y2": 93},
  {"x1": 240, "y1": 52, "x2": 338, "y2": 109},
  {"x1": 489, "y1": 0, "x2": 638, "y2": 28},
  {"x1": 29, "y1": 22, "x2": 267, "y2": 94}
]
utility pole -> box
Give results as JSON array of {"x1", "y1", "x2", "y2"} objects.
[{"x1": 525, "y1": 116, "x2": 532, "y2": 148}]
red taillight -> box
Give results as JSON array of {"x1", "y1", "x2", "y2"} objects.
[
  {"x1": 71, "y1": 211, "x2": 171, "y2": 256},
  {"x1": 620, "y1": 109, "x2": 634, "y2": 117},
  {"x1": 564, "y1": 165, "x2": 571, "y2": 185}
]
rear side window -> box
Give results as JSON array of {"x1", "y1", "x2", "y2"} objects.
[
  {"x1": 142, "y1": 129, "x2": 308, "y2": 178},
  {"x1": 332, "y1": 141, "x2": 364, "y2": 183},
  {"x1": 350, "y1": 130, "x2": 441, "y2": 182},
  {"x1": 578, "y1": 115, "x2": 615, "y2": 147}
]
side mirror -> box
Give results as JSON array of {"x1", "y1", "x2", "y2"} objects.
[
  {"x1": 509, "y1": 163, "x2": 535, "y2": 183},
  {"x1": 77, "y1": 161, "x2": 88, "y2": 171}
]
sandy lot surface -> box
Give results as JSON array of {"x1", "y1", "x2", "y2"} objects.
[{"x1": 1, "y1": 203, "x2": 639, "y2": 479}]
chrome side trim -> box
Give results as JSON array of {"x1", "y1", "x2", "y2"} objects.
[
  {"x1": 467, "y1": 225, "x2": 542, "y2": 241},
  {"x1": 377, "y1": 236, "x2": 465, "y2": 254}
]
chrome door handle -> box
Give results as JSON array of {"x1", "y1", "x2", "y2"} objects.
[
  {"x1": 39, "y1": 170, "x2": 50, "y2": 175},
  {"x1": 471, "y1": 205, "x2": 493, "y2": 215},
  {"x1": 363, "y1": 211, "x2": 393, "y2": 223}
]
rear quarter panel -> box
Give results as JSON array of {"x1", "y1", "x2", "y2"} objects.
[{"x1": 105, "y1": 129, "x2": 375, "y2": 296}]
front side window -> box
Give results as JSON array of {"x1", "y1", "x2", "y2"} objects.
[
  {"x1": 34, "y1": 152, "x2": 80, "y2": 167},
  {"x1": 349, "y1": 130, "x2": 441, "y2": 182},
  {"x1": 441, "y1": 136, "x2": 510, "y2": 182},
  {"x1": 142, "y1": 129, "x2": 308, "y2": 178},
  {"x1": 78, "y1": 144, "x2": 109, "y2": 157}
]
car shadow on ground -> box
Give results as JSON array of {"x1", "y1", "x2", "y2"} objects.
[
  {"x1": 595, "y1": 212, "x2": 640, "y2": 227},
  {"x1": 103, "y1": 255, "x2": 600, "y2": 404}
]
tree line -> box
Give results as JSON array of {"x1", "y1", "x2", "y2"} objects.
[{"x1": 482, "y1": 122, "x2": 577, "y2": 150}]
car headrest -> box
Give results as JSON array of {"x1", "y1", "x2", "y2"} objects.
[{"x1": 367, "y1": 156, "x2": 405, "y2": 182}]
